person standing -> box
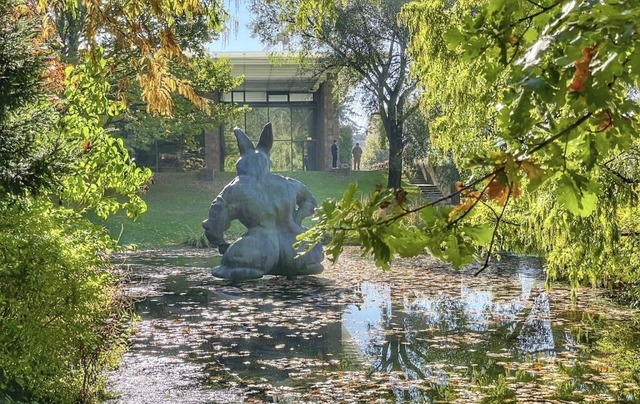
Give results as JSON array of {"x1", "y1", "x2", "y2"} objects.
[
  {"x1": 351, "y1": 143, "x2": 363, "y2": 171},
  {"x1": 331, "y1": 140, "x2": 338, "y2": 169}
]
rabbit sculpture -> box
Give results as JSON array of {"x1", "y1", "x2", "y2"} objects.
[{"x1": 202, "y1": 123, "x2": 324, "y2": 280}]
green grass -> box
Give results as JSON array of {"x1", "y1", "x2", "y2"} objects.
[{"x1": 103, "y1": 170, "x2": 389, "y2": 248}]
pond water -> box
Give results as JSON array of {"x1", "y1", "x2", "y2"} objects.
[{"x1": 107, "y1": 248, "x2": 640, "y2": 403}]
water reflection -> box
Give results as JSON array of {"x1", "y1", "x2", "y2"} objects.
[
  {"x1": 343, "y1": 257, "x2": 560, "y2": 368},
  {"x1": 108, "y1": 249, "x2": 640, "y2": 403}
]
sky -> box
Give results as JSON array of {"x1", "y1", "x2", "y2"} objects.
[{"x1": 207, "y1": 0, "x2": 265, "y2": 53}]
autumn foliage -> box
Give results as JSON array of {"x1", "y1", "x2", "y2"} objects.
[
  {"x1": 569, "y1": 46, "x2": 597, "y2": 93},
  {"x1": 36, "y1": 0, "x2": 224, "y2": 116}
]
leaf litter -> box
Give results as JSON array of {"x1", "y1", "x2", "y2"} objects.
[{"x1": 107, "y1": 247, "x2": 640, "y2": 403}]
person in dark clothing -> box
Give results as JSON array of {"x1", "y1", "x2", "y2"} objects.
[
  {"x1": 331, "y1": 140, "x2": 338, "y2": 169},
  {"x1": 351, "y1": 143, "x2": 363, "y2": 170}
]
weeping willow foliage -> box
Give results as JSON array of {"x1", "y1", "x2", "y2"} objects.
[
  {"x1": 501, "y1": 172, "x2": 640, "y2": 296},
  {"x1": 290, "y1": 0, "x2": 640, "y2": 298},
  {"x1": 401, "y1": 0, "x2": 640, "y2": 291},
  {"x1": 402, "y1": 0, "x2": 499, "y2": 164}
]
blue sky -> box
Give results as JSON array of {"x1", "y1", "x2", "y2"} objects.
[{"x1": 207, "y1": 1, "x2": 265, "y2": 53}]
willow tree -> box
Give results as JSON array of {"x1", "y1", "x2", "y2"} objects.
[
  {"x1": 296, "y1": 0, "x2": 640, "y2": 295},
  {"x1": 251, "y1": 0, "x2": 418, "y2": 188},
  {"x1": 399, "y1": 0, "x2": 640, "y2": 287}
]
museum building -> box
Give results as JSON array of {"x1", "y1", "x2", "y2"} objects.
[{"x1": 204, "y1": 52, "x2": 340, "y2": 176}]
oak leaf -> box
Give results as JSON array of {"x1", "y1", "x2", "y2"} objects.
[
  {"x1": 449, "y1": 194, "x2": 478, "y2": 220},
  {"x1": 520, "y1": 159, "x2": 545, "y2": 181},
  {"x1": 569, "y1": 46, "x2": 597, "y2": 93}
]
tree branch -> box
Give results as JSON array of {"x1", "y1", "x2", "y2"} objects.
[
  {"x1": 475, "y1": 186, "x2": 512, "y2": 276},
  {"x1": 528, "y1": 112, "x2": 592, "y2": 154}
]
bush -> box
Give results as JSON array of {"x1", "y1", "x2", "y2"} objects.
[{"x1": 0, "y1": 200, "x2": 131, "y2": 403}]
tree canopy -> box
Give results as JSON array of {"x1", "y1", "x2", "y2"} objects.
[
  {"x1": 40, "y1": 0, "x2": 228, "y2": 116},
  {"x1": 297, "y1": 0, "x2": 640, "y2": 294}
]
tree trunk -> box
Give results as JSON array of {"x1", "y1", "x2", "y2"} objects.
[
  {"x1": 57, "y1": 7, "x2": 87, "y2": 64},
  {"x1": 384, "y1": 112, "x2": 404, "y2": 189}
]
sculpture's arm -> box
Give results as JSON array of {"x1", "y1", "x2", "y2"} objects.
[
  {"x1": 294, "y1": 183, "x2": 318, "y2": 225},
  {"x1": 202, "y1": 196, "x2": 232, "y2": 247}
]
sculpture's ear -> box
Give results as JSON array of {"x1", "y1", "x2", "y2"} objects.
[
  {"x1": 234, "y1": 127, "x2": 255, "y2": 155},
  {"x1": 256, "y1": 123, "x2": 273, "y2": 153}
]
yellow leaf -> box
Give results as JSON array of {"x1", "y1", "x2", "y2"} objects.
[
  {"x1": 449, "y1": 195, "x2": 477, "y2": 220},
  {"x1": 520, "y1": 159, "x2": 545, "y2": 180}
]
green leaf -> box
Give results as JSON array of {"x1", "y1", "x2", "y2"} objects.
[
  {"x1": 341, "y1": 182, "x2": 358, "y2": 205},
  {"x1": 384, "y1": 228, "x2": 428, "y2": 258},
  {"x1": 522, "y1": 27, "x2": 539, "y2": 44},
  {"x1": 443, "y1": 28, "x2": 465, "y2": 49},
  {"x1": 442, "y1": 234, "x2": 475, "y2": 269},
  {"x1": 556, "y1": 172, "x2": 599, "y2": 217},
  {"x1": 462, "y1": 224, "x2": 494, "y2": 246}
]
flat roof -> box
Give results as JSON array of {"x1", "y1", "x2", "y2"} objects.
[{"x1": 210, "y1": 51, "x2": 328, "y2": 92}]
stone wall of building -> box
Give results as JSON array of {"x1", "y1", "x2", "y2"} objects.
[
  {"x1": 316, "y1": 77, "x2": 339, "y2": 170},
  {"x1": 202, "y1": 129, "x2": 221, "y2": 180},
  {"x1": 203, "y1": 91, "x2": 222, "y2": 180}
]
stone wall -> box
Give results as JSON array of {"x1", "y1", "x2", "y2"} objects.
[
  {"x1": 316, "y1": 77, "x2": 340, "y2": 170},
  {"x1": 202, "y1": 128, "x2": 222, "y2": 180}
]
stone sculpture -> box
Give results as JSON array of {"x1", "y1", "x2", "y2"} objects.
[{"x1": 202, "y1": 123, "x2": 325, "y2": 280}]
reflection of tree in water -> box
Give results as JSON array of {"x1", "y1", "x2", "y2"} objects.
[
  {"x1": 516, "y1": 292, "x2": 554, "y2": 353},
  {"x1": 342, "y1": 262, "x2": 564, "y2": 399},
  {"x1": 114, "y1": 251, "x2": 640, "y2": 402}
]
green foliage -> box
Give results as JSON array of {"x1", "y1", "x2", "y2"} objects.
[
  {"x1": 111, "y1": 57, "x2": 245, "y2": 161},
  {"x1": 60, "y1": 57, "x2": 153, "y2": 218},
  {"x1": 0, "y1": 1, "x2": 153, "y2": 401},
  {"x1": 0, "y1": 4, "x2": 43, "y2": 115},
  {"x1": 339, "y1": 124, "x2": 354, "y2": 166},
  {"x1": 300, "y1": 181, "x2": 483, "y2": 270},
  {"x1": 43, "y1": 0, "x2": 229, "y2": 116},
  {"x1": 411, "y1": 0, "x2": 640, "y2": 287},
  {"x1": 0, "y1": 200, "x2": 132, "y2": 403},
  {"x1": 0, "y1": 3, "x2": 63, "y2": 197},
  {"x1": 402, "y1": 108, "x2": 431, "y2": 179},
  {"x1": 361, "y1": 115, "x2": 389, "y2": 168},
  {"x1": 293, "y1": 0, "x2": 640, "y2": 297}
]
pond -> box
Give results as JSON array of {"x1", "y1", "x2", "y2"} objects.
[{"x1": 107, "y1": 248, "x2": 640, "y2": 403}]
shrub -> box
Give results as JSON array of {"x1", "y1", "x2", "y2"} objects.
[{"x1": 0, "y1": 200, "x2": 131, "y2": 403}]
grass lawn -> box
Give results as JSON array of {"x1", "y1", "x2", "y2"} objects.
[{"x1": 103, "y1": 169, "x2": 392, "y2": 248}]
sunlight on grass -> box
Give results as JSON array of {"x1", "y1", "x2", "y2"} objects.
[{"x1": 104, "y1": 170, "x2": 391, "y2": 248}]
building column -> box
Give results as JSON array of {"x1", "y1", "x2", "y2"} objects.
[
  {"x1": 202, "y1": 129, "x2": 221, "y2": 180},
  {"x1": 202, "y1": 92, "x2": 222, "y2": 180},
  {"x1": 316, "y1": 76, "x2": 339, "y2": 170}
]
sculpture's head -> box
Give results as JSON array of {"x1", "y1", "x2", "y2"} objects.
[{"x1": 234, "y1": 123, "x2": 273, "y2": 178}]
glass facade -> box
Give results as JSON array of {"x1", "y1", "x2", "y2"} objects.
[{"x1": 221, "y1": 91, "x2": 317, "y2": 172}]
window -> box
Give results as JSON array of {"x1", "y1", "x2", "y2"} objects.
[
  {"x1": 220, "y1": 92, "x2": 319, "y2": 171},
  {"x1": 268, "y1": 93, "x2": 288, "y2": 102},
  {"x1": 245, "y1": 91, "x2": 267, "y2": 102},
  {"x1": 289, "y1": 93, "x2": 314, "y2": 102},
  {"x1": 232, "y1": 92, "x2": 245, "y2": 102}
]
